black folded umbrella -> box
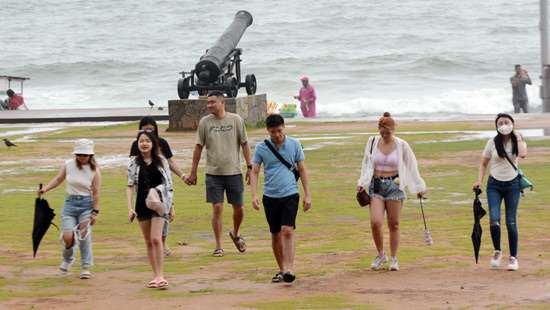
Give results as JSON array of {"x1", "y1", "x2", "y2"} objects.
[
  {"x1": 32, "y1": 184, "x2": 58, "y2": 258},
  {"x1": 471, "y1": 187, "x2": 486, "y2": 264}
]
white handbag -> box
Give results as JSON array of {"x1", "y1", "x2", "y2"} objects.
[{"x1": 145, "y1": 188, "x2": 164, "y2": 216}]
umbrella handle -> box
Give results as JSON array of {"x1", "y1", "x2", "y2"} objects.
[
  {"x1": 419, "y1": 198, "x2": 428, "y2": 230},
  {"x1": 473, "y1": 186, "x2": 482, "y2": 198}
]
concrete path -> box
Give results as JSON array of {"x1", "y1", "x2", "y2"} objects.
[{"x1": 0, "y1": 107, "x2": 168, "y2": 124}]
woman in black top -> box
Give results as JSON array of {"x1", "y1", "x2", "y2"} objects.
[
  {"x1": 129, "y1": 116, "x2": 185, "y2": 256},
  {"x1": 127, "y1": 131, "x2": 173, "y2": 289}
]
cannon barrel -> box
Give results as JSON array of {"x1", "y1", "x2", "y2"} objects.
[{"x1": 195, "y1": 10, "x2": 253, "y2": 83}]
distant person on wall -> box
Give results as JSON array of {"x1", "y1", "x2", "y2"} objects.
[
  {"x1": 294, "y1": 76, "x2": 316, "y2": 118},
  {"x1": 6, "y1": 89, "x2": 29, "y2": 110},
  {"x1": 510, "y1": 65, "x2": 531, "y2": 113}
]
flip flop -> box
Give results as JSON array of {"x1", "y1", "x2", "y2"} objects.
[
  {"x1": 157, "y1": 280, "x2": 169, "y2": 289},
  {"x1": 212, "y1": 248, "x2": 224, "y2": 257},
  {"x1": 146, "y1": 280, "x2": 158, "y2": 288},
  {"x1": 229, "y1": 231, "x2": 246, "y2": 253}
]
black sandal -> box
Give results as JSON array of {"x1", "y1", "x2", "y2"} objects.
[
  {"x1": 271, "y1": 272, "x2": 283, "y2": 283},
  {"x1": 283, "y1": 272, "x2": 296, "y2": 283},
  {"x1": 229, "y1": 231, "x2": 246, "y2": 252}
]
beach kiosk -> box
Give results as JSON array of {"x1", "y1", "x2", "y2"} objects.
[{"x1": 0, "y1": 75, "x2": 30, "y2": 110}]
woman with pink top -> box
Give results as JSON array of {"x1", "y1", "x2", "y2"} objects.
[
  {"x1": 357, "y1": 112, "x2": 426, "y2": 271},
  {"x1": 294, "y1": 76, "x2": 316, "y2": 118}
]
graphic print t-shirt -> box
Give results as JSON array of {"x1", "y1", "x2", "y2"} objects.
[{"x1": 196, "y1": 113, "x2": 248, "y2": 175}]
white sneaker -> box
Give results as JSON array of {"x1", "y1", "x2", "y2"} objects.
[
  {"x1": 79, "y1": 268, "x2": 92, "y2": 279},
  {"x1": 388, "y1": 257, "x2": 399, "y2": 271},
  {"x1": 371, "y1": 254, "x2": 388, "y2": 270},
  {"x1": 507, "y1": 257, "x2": 519, "y2": 271},
  {"x1": 490, "y1": 250, "x2": 501, "y2": 268},
  {"x1": 59, "y1": 259, "x2": 74, "y2": 273}
]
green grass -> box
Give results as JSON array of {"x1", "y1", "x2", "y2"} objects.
[
  {"x1": 1, "y1": 120, "x2": 549, "y2": 308},
  {"x1": 242, "y1": 294, "x2": 379, "y2": 310}
]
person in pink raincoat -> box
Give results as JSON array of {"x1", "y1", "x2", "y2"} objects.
[{"x1": 294, "y1": 76, "x2": 316, "y2": 118}]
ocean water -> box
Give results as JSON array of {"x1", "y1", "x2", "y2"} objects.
[{"x1": 0, "y1": 0, "x2": 543, "y2": 116}]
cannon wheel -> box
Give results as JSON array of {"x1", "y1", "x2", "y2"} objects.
[
  {"x1": 177, "y1": 77, "x2": 191, "y2": 99},
  {"x1": 245, "y1": 74, "x2": 257, "y2": 95},
  {"x1": 226, "y1": 78, "x2": 239, "y2": 98}
]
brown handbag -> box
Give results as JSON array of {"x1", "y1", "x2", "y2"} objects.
[
  {"x1": 356, "y1": 137, "x2": 376, "y2": 207},
  {"x1": 356, "y1": 190, "x2": 370, "y2": 207}
]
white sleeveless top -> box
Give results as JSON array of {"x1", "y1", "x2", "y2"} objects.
[{"x1": 65, "y1": 159, "x2": 96, "y2": 196}]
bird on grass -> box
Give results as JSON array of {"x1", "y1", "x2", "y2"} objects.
[
  {"x1": 148, "y1": 100, "x2": 155, "y2": 109},
  {"x1": 3, "y1": 138, "x2": 17, "y2": 147}
]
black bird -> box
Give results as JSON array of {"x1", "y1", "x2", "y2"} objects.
[
  {"x1": 3, "y1": 138, "x2": 17, "y2": 147},
  {"x1": 148, "y1": 100, "x2": 155, "y2": 109}
]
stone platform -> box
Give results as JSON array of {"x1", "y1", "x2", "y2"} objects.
[{"x1": 167, "y1": 94, "x2": 267, "y2": 131}]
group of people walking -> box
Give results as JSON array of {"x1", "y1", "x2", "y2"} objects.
[{"x1": 38, "y1": 90, "x2": 528, "y2": 289}]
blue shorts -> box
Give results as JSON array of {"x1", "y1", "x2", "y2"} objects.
[{"x1": 369, "y1": 177, "x2": 405, "y2": 201}]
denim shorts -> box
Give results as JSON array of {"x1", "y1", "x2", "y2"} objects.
[{"x1": 368, "y1": 177, "x2": 405, "y2": 201}]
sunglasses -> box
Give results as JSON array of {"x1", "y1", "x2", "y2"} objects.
[
  {"x1": 138, "y1": 128, "x2": 155, "y2": 133},
  {"x1": 75, "y1": 154, "x2": 91, "y2": 157}
]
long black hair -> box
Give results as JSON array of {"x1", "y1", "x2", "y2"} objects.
[
  {"x1": 494, "y1": 113, "x2": 518, "y2": 158},
  {"x1": 138, "y1": 116, "x2": 159, "y2": 138},
  {"x1": 135, "y1": 131, "x2": 163, "y2": 169}
]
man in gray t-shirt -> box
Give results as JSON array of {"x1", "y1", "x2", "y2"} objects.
[
  {"x1": 510, "y1": 64, "x2": 532, "y2": 113},
  {"x1": 185, "y1": 91, "x2": 252, "y2": 257}
]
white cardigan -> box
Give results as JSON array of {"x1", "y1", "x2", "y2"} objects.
[{"x1": 357, "y1": 136, "x2": 426, "y2": 195}]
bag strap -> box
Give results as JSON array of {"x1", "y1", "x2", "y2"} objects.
[
  {"x1": 264, "y1": 139, "x2": 293, "y2": 171},
  {"x1": 502, "y1": 150, "x2": 519, "y2": 171},
  {"x1": 369, "y1": 136, "x2": 376, "y2": 155}
]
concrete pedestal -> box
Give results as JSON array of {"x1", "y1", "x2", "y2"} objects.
[{"x1": 167, "y1": 94, "x2": 267, "y2": 131}]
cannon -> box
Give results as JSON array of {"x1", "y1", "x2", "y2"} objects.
[{"x1": 177, "y1": 10, "x2": 257, "y2": 99}]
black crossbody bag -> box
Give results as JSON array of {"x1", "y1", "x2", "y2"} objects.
[{"x1": 264, "y1": 139, "x2": 300, "y2": 181}]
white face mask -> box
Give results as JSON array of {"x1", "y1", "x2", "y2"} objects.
[{"x1": 497, "y1": 124, "x2": 513, "y2": 135}]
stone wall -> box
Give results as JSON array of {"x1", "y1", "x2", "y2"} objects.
[{"x1": 167, "y1": 94, "x2": 267, "y2": 131}]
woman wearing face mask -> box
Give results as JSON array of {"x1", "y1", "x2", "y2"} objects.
[
  {"x1": 127, "y1": 131, "x2": 173, "y2": 289},
  {"x1": 130, "y1": 116, "x2": 185, "y2": 256},
  {"x1": 357, "y1": 112, "x2": 426, "y2": 271},
  {"x1": 473, "y1": 113, "x2": 527, "y2": 271}
]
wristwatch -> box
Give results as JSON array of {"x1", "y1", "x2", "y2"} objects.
[
  {"x1": 247, "y1": 164, "x2": 253, "y2": 170},
  {"x1": 92, "y1": 209, "x2": 99, "y2": 215}
]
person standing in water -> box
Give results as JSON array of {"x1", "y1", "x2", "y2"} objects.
[{"x1": 294, "y1": 76, "x2": 316, "y2": 118}]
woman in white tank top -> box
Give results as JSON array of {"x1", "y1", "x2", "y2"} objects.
[{"x1": 39, "y1": 139, "x2": 102, "y2": 279}]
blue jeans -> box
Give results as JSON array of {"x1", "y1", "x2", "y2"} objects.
[
  {"x1": 61, "y1": 195, "x2": 94, "y2": 268},
  {"x1": 486, "y1": 175, "x2": 521, "y2": 257}
]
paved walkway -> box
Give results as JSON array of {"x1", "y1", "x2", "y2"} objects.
[{"x1": 0, "y1": 107, "x2": 168, "y2": 124}]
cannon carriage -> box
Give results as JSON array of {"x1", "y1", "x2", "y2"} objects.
[{"x1": 177, "y1": 10, "x2": 257, "y2": 99}]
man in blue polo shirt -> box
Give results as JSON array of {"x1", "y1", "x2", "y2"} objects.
[{"x1": 250, "y1": 114, "x2": 312, "y2": 284}]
